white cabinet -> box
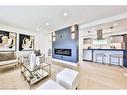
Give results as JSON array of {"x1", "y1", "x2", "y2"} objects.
[{"x1": 83, "y1": 49, "x2": 92, "y2": 61}]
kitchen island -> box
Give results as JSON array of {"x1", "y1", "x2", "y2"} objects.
[{"x1": 83, "y1": 49, "x2": 127, "y2": 67}]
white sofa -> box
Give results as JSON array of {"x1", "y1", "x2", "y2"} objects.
[
  {"x1": 0, "y1": 59, "x2": 18, "y2": 66},
  {"x1": 0, "y1": 52, "x2": 18, "y2": 66}
]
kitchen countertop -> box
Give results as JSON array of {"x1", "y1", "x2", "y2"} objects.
[{"x1": 83, "y1": 48, "x2": 127, "y2": 51}]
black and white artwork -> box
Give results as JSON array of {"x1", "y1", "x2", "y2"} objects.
[
  {"x1": 19, "y1": 34, "x2": 34, "y2": 51},
  {"x1": 0, "y1": 30, "x2": 16, "y2": 51}
]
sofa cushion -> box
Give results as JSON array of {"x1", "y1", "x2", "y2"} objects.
[
  {"x1": 0, "y1": 59, "x2": 18, "y2": 66},
  {"x1": 0, "y1": 52, "x2": 16, "y2": 62},
  {"x1": 34, "y1": 49, "x2": 41, "y2": 56}
]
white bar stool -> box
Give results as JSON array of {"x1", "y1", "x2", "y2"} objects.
[{"x1": 95, "y1": 53, "x2": 106, "y2": 64}]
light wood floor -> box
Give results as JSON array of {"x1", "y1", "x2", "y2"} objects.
[
  {"x1": 0, "y1": 60, "x2": 127, "y2": 89},
  {"x1": 78, "y1": 61, "x2": 127, "y2": 89}
]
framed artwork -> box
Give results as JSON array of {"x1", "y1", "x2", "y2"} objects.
[
  {"x1": 0, "y1": 30, "x2": 16, "y2": 51},
  {"x1": 19, "y1": 34, "x2": 34, "y2": 51}
]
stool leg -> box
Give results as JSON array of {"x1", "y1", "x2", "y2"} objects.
[
  {"x1": 96, "y1": 55, "x2": 97, "y2": 63},
  {"x1": 102, "y1": 56, "x2": 105, "y2": 65},
  {"x1": 109, "y1": 55, "x2": 111, "y2": 66},
  {"x1": 101, "y1": 56, "x2": 103, "y2": 64},
  {"x1": 118, "y1": 57, "x2": 123, "y2": 68}
]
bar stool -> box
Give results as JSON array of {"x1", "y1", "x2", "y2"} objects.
[
  {"x1": 109, "y1": 54, "x2": 123, "y2": 67},
  {"x1": 95, "y1": 53, "x2": 106, "y2": 64}
]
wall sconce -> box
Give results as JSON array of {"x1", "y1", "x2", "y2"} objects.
[
  {"x1": 53, "y1": 37, "x2": 55, "y2": 42},
  {"x1": 52, "y1": 32, "x2": 56, "y2": 42},
  {"x1": 70, "y1": 25, "x2": 78, "y2": 39},
  {"x1": 70, "y1": 25, "x2": 76, "y2": 32},
  {"x1": 71, "y1": 32, "x2": 75, "y2": 39}
]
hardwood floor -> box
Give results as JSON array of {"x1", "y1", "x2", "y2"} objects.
[
  {"x1": 78, "y1": 61, "x2": 127, "y2": 89},
  {"x1": 0, "y1": 60, "x2": 127, "y2": 89}
]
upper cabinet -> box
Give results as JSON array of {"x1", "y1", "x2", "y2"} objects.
[
  {"x1": 110, "y1": 35, "x2": 125, "y2": 49},
  {"x1": 110, "y1": 35, "x2": 123, "y2": 43},
  {"x1": 83, "y1": 38, "x2": 92, "y2": 49},
  {"x1": 123, "y1": 34, "x2": 127, "y2": 43},
  {"x1": 83, "y1": 38, "x2": 91, "y2": 44}
]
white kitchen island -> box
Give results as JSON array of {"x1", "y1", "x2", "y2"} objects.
[{"x1": 83, "y1": 49, "x2": 127, "y2": 66}]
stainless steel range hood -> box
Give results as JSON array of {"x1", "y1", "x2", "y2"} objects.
[
  {"x1": 93, "y1": 29, "x2": 107, "y2": 45},
  {"x1": 97, "y1": 29, "x2": 103, "y2": 40}
]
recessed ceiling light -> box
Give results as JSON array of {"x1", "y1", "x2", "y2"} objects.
[
  {"x1": 88, "y1": 31, "x2": 91, "y2": 33},
  {"x1": 110, "y1": 26, "x2": 114, "y2": 29},
  {"x1": 36, "y1": 28, "x2": 39, "y2": 31},
  {"x1": 91, "y1": 28, "x2": 95, "y2": 30},
  {"x1": 64, "y1": 12, "x2": 68, "y2": 16},
  {"x1": 46, "y1": 22, "x2": 49, "y2": 26},
  {"x1": 114, "y1": 23, "x2": 117, "y2": 26}
]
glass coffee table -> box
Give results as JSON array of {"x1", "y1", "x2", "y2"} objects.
[{"x1": 20, "y1": 62, "x2": 51, "y2": 89}]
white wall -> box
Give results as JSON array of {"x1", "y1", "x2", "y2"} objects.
[
  {"x1": 38, "y1": 33, "x2": 52, "y2": 57},
  {"x1": 0, "y1": 24, "x2": 50, "y2": 58}
]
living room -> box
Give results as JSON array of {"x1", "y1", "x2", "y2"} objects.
[{"x1": 0, "y1": 4, "x2": 127, "y2": 93}]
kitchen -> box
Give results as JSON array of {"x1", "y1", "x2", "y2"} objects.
[{"x1": 81, "y1": 18, "x2": 127, "y2": 67}]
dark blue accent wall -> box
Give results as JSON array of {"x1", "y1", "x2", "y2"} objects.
[
  {"x1": 52, "y1": 26, "x2": 79, "y2": 63},
  {"x1": 123, "y1": 50, "x2": 127, "y2": 67}
]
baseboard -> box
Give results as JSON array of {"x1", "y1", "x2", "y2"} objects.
[{"x1": 51, "y1": 58, "x2": 77, "y2": 67}]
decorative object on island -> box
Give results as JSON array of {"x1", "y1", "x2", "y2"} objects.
[
  {"x1": 0, "y1": 30, "x2": 16, "y2": 51},
  {"x1": 19, "y1": 34, "x2": 34, "y2": 51}
]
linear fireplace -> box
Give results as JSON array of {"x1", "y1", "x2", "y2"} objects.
[{"x1": 54, "y1": 49, "x2": 71, "y2": 56}]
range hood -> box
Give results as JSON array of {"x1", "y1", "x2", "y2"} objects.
[
  {"x1": 97, "y1": 29, "x2": 103, "y2": 40},
  {"x1": 93, "y1": 29, "x2": 107, "y2": 45}
]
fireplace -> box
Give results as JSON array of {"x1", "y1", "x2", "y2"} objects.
[{"x1": 54, "y1": 49, "x2": 71, "y2": 56}]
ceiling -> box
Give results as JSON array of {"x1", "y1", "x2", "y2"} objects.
[
  {"x1": 81, "y1": 18, "x2": 127, "y2": 38},
  {"x1": 0, "y1": 6, "x2": 127, "y2": 33}
]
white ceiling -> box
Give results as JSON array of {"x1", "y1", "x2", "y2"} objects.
[
  {"x1": 83, "y1": 18, "x2": 127, "y2": 32},
  {"x1": 0, "y1": 6, "x2": 127, "y2": 33},
  {"x1": 80, "y1": 18, "x2": 127, "y2": 38}
]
